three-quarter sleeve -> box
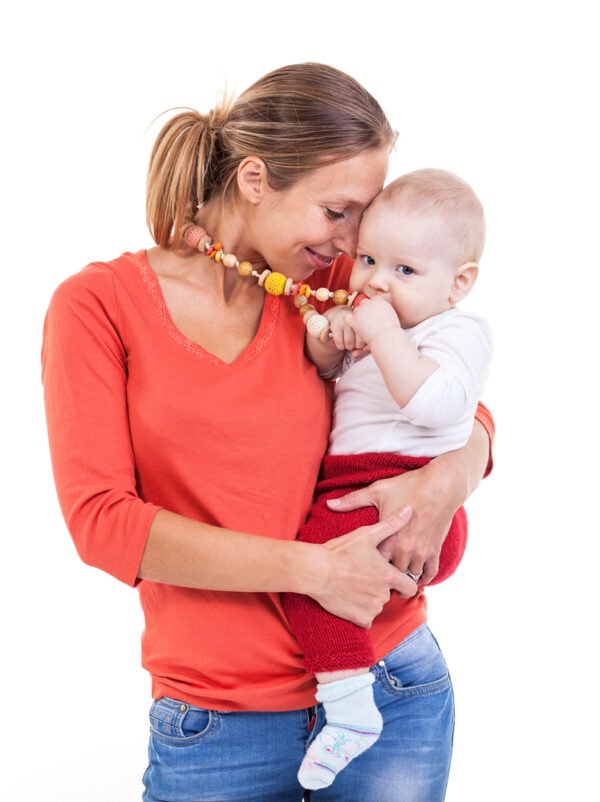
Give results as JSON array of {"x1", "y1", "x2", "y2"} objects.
[{"x1": 42, "y1": 265, "x2": 161, "y2": 586}]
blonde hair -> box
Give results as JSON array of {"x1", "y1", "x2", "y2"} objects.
[
  {"x1": 146, "y1": 63, "x2": 397, "y2": 247},
  {"x1": 382, "y1": 168, "x2": 486, "y2": 263}
]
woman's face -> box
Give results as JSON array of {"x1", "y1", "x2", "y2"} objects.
[{"x1": 254, "y1": 147, "x2": 389, "y2": 282}]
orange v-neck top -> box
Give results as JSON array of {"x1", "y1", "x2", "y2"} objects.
[{"x1": 42, "y1": 251, "x2": 491, "y2": 711}]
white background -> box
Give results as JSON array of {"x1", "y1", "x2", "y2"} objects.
[{"x1": 2, "y1": 1, "x2": 598, "y2": 799}]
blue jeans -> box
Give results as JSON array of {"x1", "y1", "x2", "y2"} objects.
[{"x1": 142, "y1": 624, "x2": 454, "y2": 802}]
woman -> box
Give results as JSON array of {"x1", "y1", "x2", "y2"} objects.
[{"x1": 42, "y1": 63, "x2": 493, "y2": 801}]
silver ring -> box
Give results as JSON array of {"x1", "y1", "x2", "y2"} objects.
[{"x1": 406, "y1": 569, "x2": 423, "y2": 582}]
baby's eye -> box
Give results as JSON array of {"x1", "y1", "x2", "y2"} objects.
[
  {"x1": 360, "y1": 254, "x2": 376, "y2": 267},
  {"x1": 395, "y1": 264, "x2": 414, "y2": 275},
  {"x1": 326, "y1": 208, "x2": 345, "y2": 220}
]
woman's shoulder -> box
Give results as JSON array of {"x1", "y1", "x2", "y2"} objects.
[{"x1": 49, "y1": 250, "x2": 147, "y2": 307}]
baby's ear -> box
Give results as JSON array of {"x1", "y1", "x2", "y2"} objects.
[{"x1": 450, "y1": 261, "x2": 479, "y2": 303}]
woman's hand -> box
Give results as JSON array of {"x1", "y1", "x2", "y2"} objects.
[
  {"x1": 307, "y1": 507, "x2": 418, "y2": 627},
  {"x1": 327, "y1": 421, "x2": 490, "y2": 585}
]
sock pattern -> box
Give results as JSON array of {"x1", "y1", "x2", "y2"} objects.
[{"x1": 298, "y1": 673, "x2": 383, "y2": 790}]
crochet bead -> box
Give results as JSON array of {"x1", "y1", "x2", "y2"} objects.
[
  {"x1": 305, "y1": 313, "x2": 330, "y2": 337},
  {"x1": 263, "y1": 272, "x2": 287, "y2": 296},
  {"x1": 183, "y1": 225, "x2": 205, "y2": 249}
]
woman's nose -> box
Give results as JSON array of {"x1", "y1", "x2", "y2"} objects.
[{"x1": 332, "y1": 226, "x2": 359, "y2": 260}]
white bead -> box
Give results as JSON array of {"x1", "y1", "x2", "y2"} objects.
[
  {"x1": 315, "y1": 287, "x2": 331, "y2": 302},
  {"x1": 305, "y1": 313, "x2": 329, "y2": 337}
]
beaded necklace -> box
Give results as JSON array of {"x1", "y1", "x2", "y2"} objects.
[{"x1": 182, "y1": 224, "x2": 366, "y2": 340}]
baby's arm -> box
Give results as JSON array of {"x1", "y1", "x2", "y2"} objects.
[{"x1": 346, "y1": 297, "x2": 438, "y2": 407}]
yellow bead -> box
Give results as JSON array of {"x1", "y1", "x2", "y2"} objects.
[{"x1": 263, "y1": 272, "x2": 288, "y2": 296}]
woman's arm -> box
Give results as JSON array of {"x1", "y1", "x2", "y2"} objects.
[
  {"x1": 139, "y1": 506, "x2": 417, "y2": 627},
  {"x1": 327, "y1": 415, "x2": 492, "y2": 585}
]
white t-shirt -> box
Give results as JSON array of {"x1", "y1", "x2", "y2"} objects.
[{"x1": 328, "y1": 307, "x2": 493, "y2": 458}]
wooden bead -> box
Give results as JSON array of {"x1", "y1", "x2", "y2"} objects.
[
  {"x1": 222, "y1": 253, "x2": 238, "y2": 268},
  {"x1": 198, "y1": 235, "x2": 213, "y2": 252},
  {"x1": 237, "y1": 261, "x2": 254, "y2": 277},
  {"x1": 332, "y1": 289, "x2": 349, "y2": 305},
  {"x1": 315, "y1": 287, "x2": 331, "y2": 302},
  {"x1": 319, "y1": 325, "x2": 333, "y2": 342},
  {"x1": 257, "y1": 269, "x2": 272, "y2": 287}
]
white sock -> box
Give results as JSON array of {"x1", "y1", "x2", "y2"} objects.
[{"x1": 298, "y1": 672, "x2": 382, "y2": 790}]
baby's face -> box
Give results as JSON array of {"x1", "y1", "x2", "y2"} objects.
[{"x1": 350, "y1": 203, "x2": 459, "y2": 329}]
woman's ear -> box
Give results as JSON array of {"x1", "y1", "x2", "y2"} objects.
[
  {"x1": 450, "y1": 261, "x2": 479, "y2": 303},
  {"x1": 237, "y1": 157, "x2": 268, "y2": 204}
]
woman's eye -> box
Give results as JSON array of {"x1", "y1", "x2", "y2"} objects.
[
  {"x1": 396, "y1": 264, "x2": 414, "y2": 275},
  {"x1": 326, "y1": 208, "x2": 345, "y2": 220}
]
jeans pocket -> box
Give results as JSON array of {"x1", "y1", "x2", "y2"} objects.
[
  {"x1": 375, "y1": 624, "x2": 451, "y2": 698},
  {"x1": 149, "y1": 697, "x2": 219, "y2": 745}
]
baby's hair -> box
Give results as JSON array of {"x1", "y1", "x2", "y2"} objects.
[{"x1": 383, "y1": 168, "x2": 486, "y2": 263}]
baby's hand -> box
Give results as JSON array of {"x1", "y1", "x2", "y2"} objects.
[
  {"x1": 346, "y1": 296, "x2": 401, "y2": 343},
  {"x1": 326, "y1": 306, "x2": 367, "y2": 352}
]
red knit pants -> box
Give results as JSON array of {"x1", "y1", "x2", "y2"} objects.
[{"x1": 282, "y1": 452, "x2": 467, "y2": 673}]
